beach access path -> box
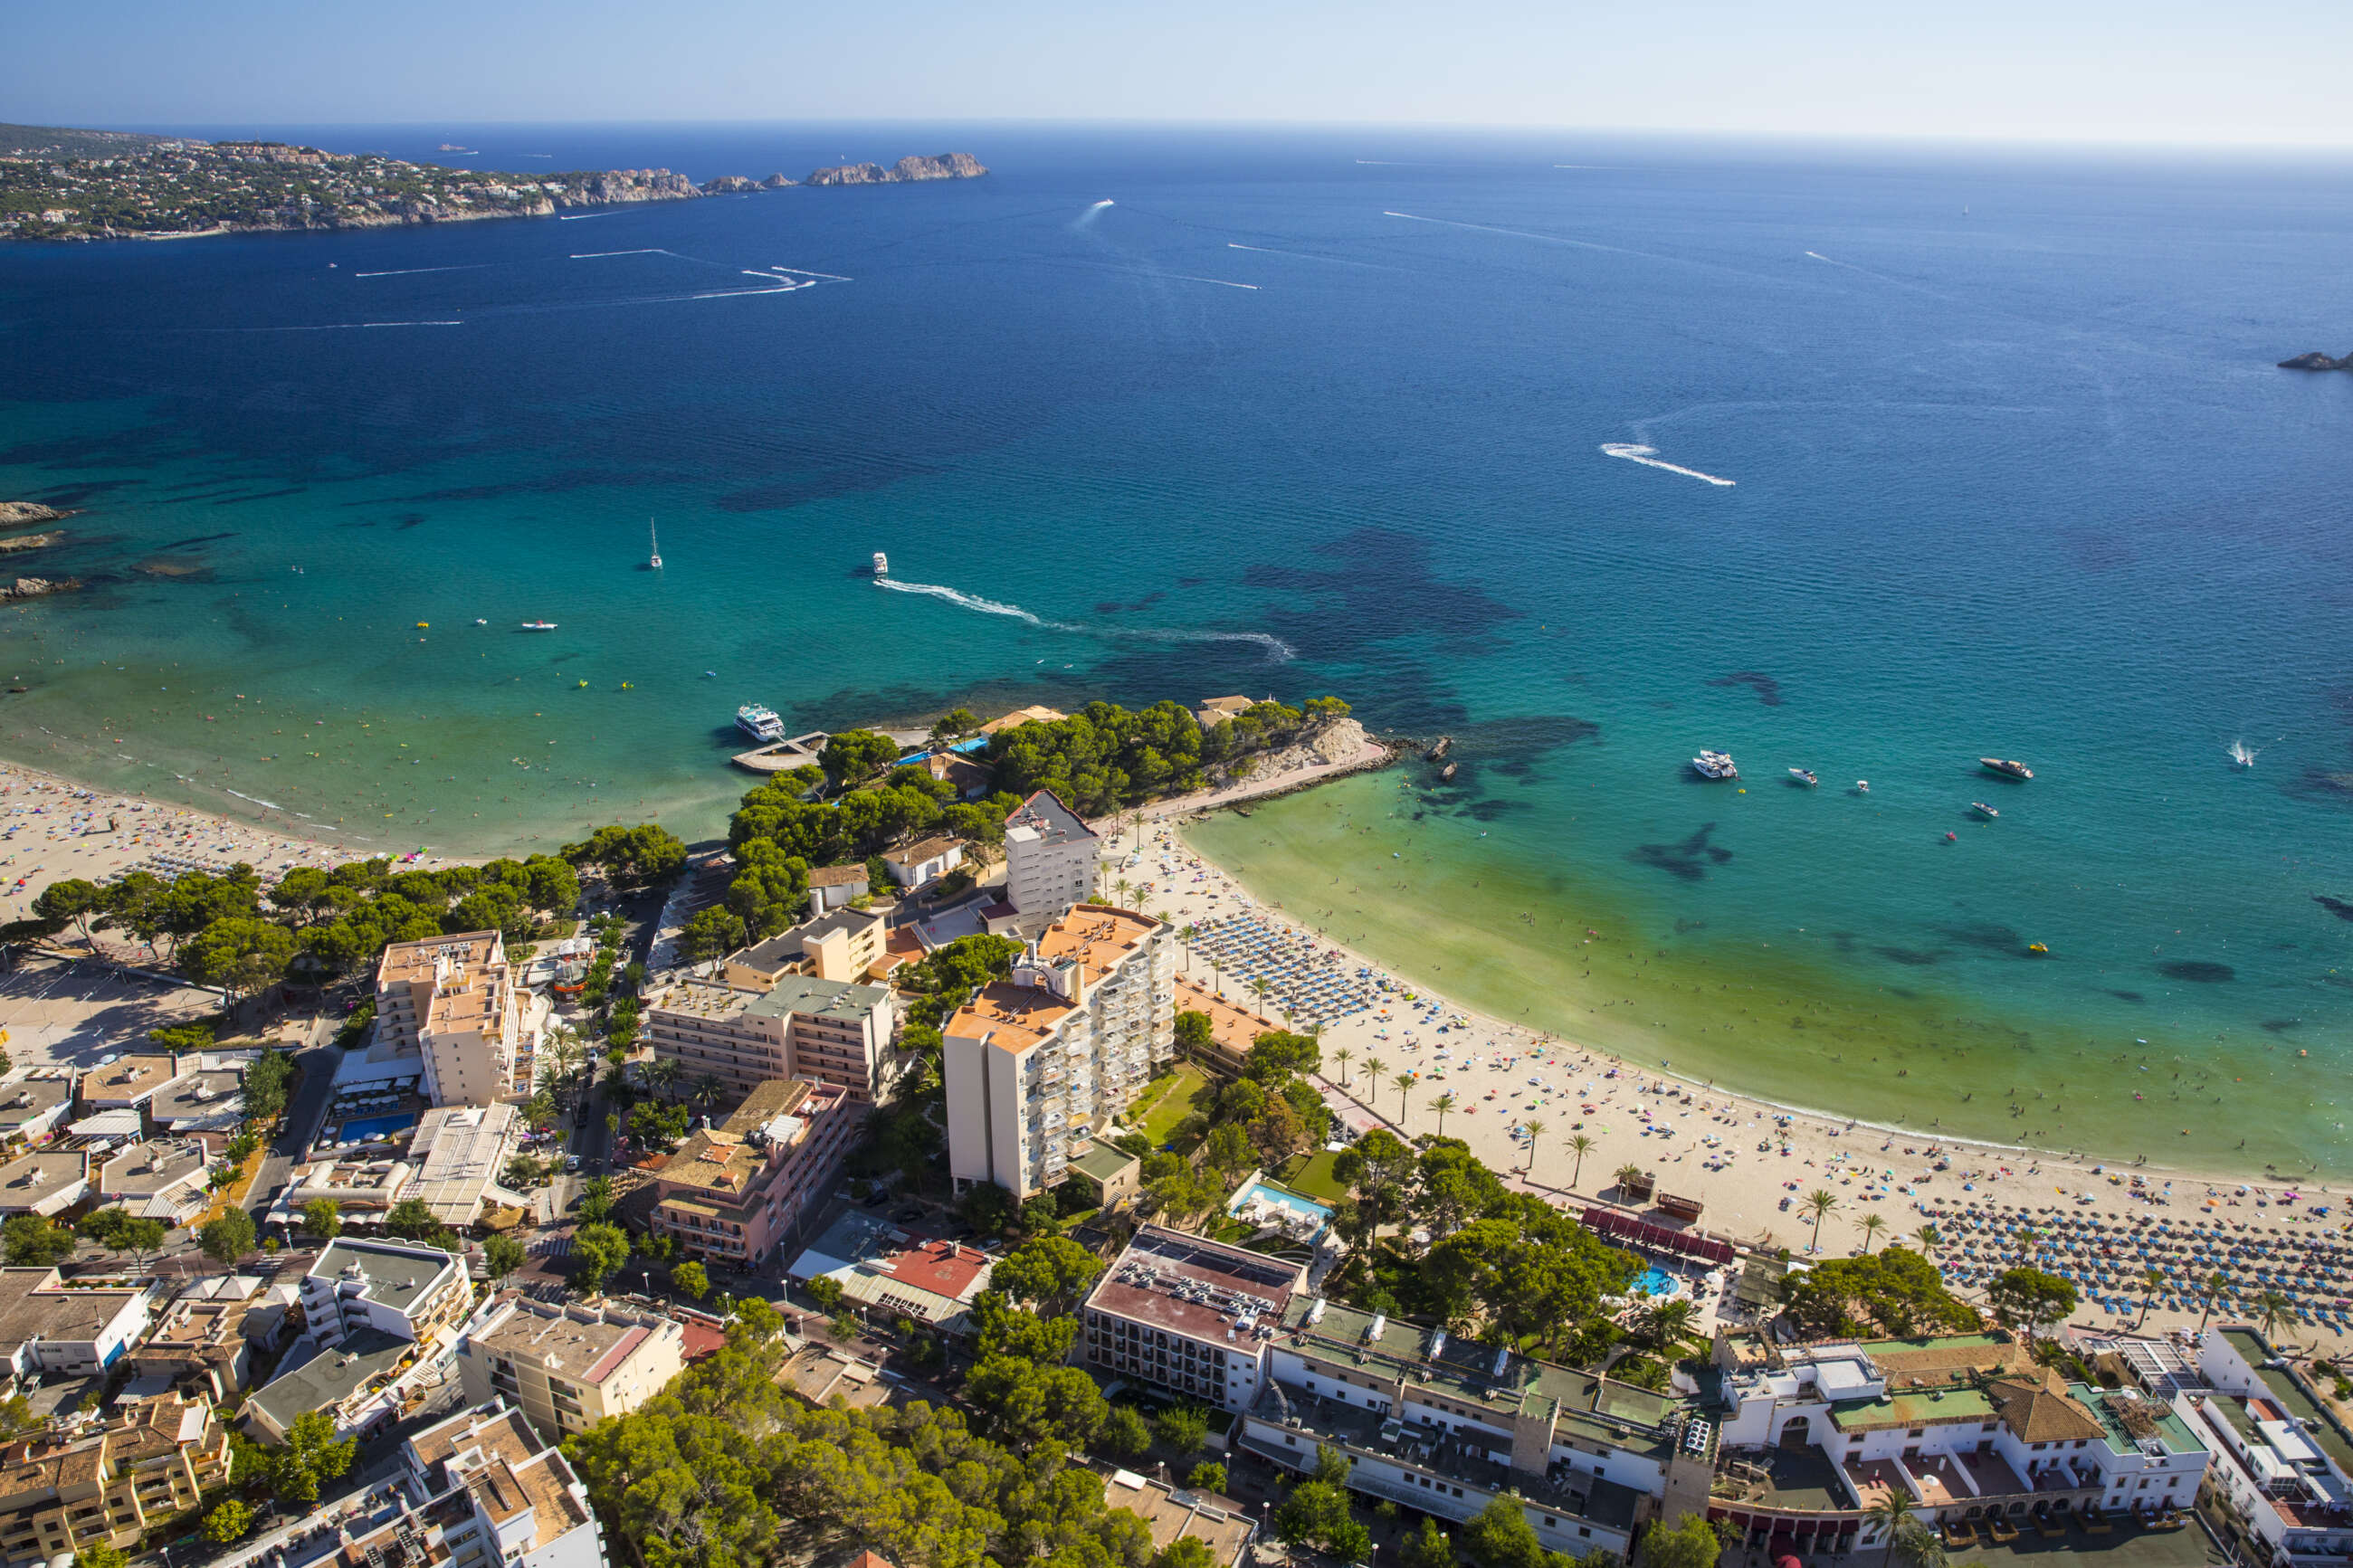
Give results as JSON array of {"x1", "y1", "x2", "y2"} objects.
[{"x1": 1133, "y1": 813, "x2": 2353, "y2": 1356}]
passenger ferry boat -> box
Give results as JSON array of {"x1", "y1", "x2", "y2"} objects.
[
  {"x1": 1691, "y1": 750, "x2": 1739, "y2": 780},
  {"x1": 737, "y1": 704, "x2": 787, "y2": 743}
]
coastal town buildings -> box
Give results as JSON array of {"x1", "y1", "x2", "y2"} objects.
[
  {"x1": 1002, "y1": 790, "x2": 1100, "y2": 919},
  {"x1": 455, "y1": 1297, "x2": 686, "y2": 1444},
  {"x1": 788, "y1": 1211, "x2": 997, "y2": 1335},
  {"x1": 0, "y1": 1071, "x2": 74, "y2": 1146},
  {"x1": 2183, "y1": 1326, "x2": 2353, "y2": 1567},
  {"x1": 1082, "y1": 1228, "x2": 1691, "y2": 1561},
  {"x1": 640, "y1": 1078, "x2": 854, "y2": 1269},
  {"x1": 93, "y1": 1139, "x2": 211, "y2": 1225},
  {"x1": 77, "y1": 1056, "x2": 191, "y2": 1115},
  {"x1": 265, "y1": 1155, "x2": 413, "y2": 1234},
  {"x1": 880, "y1": 834, "x2": 965, "y2": 890},
  {"x1": 367, "y1": 1402, "x2": 605, "y2": 1568},
  {"x1": 375, "y1": 930, "x2": 523, "y2": 1107},
  {"x1": 0, "y1": 1149, "x2": 88, "y2": 1217},
  {"x1": 942, "y1": 905, "x2": 1175, "y2": 1198},
  {"x1": 0, "y1": 1268, "x2": 158, "y2": 1377},
  {"x1": 806, "y1": 864, "x2": 868, "y2": 914},
  {"x1": 643, "y1": 973, "x2": 902, "y2": 1107},
  {"x1": 1194, "y1": 695, "x2": 1256, "y2": 727},
  {"x1": 721, "y1": 908, "x2": 889, "y2": 987},
  {"x1": 299, "y1": 1238, "x2": 472, "y2": 1349},
  {"x1": 0, "y1": 1392, "x2": 229, "y2": 1562},
  {"x1": 1708, "y1": 1328, "x2": 2210, "y2": 1550},
  {"x1": 405, "y1": 1102, "x2": 528, "y2": 1228},
  {"x1": 127, "y1": 1274, "x2": 269, "y2": 1392}
]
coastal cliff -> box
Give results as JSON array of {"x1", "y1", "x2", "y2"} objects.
[
  {"x1": 2280, "y1": 350, "x2": 2353, "y2": 371},
  {"x1": 1, "y1": 126, "x2": 986, "y2": 242},
  {"x1": 805, "y1": 153, "x2": 989, "y2": 186}
]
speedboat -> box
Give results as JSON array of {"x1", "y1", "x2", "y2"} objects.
[
  {"x1": 872, "y1": 550, "x2": 890, "y2": 578},
  {"x1": 737, "y1": 703, "x2": 787, "y2": 743},
  {"x1": 1970, "y1": 801, "x2": 1999, "y2": 819},
  {"x1": 1691, "y1": 750, "x2": 1739, "y2": 780},
  {"x1": 1978, "y1": 757, "x2": 2034, "y2": 780},
  {"x1": 473, "y1": 618, "x2": 488, "y2": 626},
  {"x1": 1788, "y1": 768, "x2": 1818, "y2": 787},
  {"x1": 2227, "y1": 740, "x2": 2257, "y2": 769},
  {"x1": 1855, "y1": 780, "x2": 1870, "y2": 793},
  {"x1": 519, "y1": 621, "x2": 557, "y2": 632}
]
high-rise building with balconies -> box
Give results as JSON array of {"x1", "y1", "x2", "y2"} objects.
[
  {"x1": 375, "y1": 930, "x2": 521, "y2": 1106},
  {"x1": 942, "y1": 905, "x2": 1175, "y2": 1199}
]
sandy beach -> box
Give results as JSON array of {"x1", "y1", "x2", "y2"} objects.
[
  {"x1": 0, "y1": 758, "x2": 467, "y2": 929},
  {"x1": 1137, "y1": 807, "x2": 2353, "y2": 1354}
]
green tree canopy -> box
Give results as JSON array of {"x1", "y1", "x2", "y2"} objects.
[
  {"x1": 199, "y1": 1208, "x2": 256, "y2": 1264},
  {"x1": 3, "y1": 1215, "x2": 75, "y2": 1267},
  {"x1": 271, "y1": 1409, "x2": 357, "y2": 1505}
]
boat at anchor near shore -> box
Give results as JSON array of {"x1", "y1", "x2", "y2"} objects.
[
  {"x1": 1691, "y1": 750, "x2": 1739, "y2": 780},
  {"x1": 1979, "y1": 756, "x2": 2034, "y2": 780}
]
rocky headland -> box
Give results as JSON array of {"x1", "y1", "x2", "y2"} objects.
[
  {"x1": 1, "y1": 126, "x2": 986, "y2": 242},
  {"x1": 2279, "y1": 350, "x2": 2352, "y2": 371}
]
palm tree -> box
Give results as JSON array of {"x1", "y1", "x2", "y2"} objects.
[
  {"x1": 1867, "y1": 1494, "x2": 1944, "y2": 1568},
  {"x1": 1248, "y1": 975, "x2": 1272, "y2": 1014},
  {"x1": 1857, "y1": 1212, "x2": 1889, "y2": 1254},
  {"x1": 1523, "y1": 1118, "x2": 1547, "y2": 1175},
  {"x1": 1640, "y1": 1297, "x2": 1700, "y2": 1352},
  {"x1": 1363, "y1": 1056, "x2": 1386, "y2": 1097},
  {"x1": 1177, "y1": 926, "x2": 1197, "y2": 974},
  {"x1": 1433, "y1": 1093, "x2": 1456, "y2": 1136},
  {"x1": 2135, "y1": 1267, "x2": 2167, "y2": 1329},
  {"x1": 1392, "y1": 1072, "x2": 1415, "y2": 1128},
  {"x1": 2196, "y1": 1270, "x2": 2231, "y2": 1335},
  {"x1": 1333, "y1": 1047, "x2": 1353, "y2": 1087},
  {"x1": 1803, "y1": 1189, "x2": 1839, "y2": 1254},
  {"x1": 1116, "y1": 877, "x2": 1132, "y2": 908},
  {"x1": 1564, "y1": 1132, "x2": 1595, "y2": 1190},
  {"x1": 1614, "y1": 1161, "x2": 1645, "y2": 1198},
  {"x1": 2254, "y1": 1288, "x2": 2301, "y2": 1343},
  {"x1": 1915, "y1": 1222, "x2": 1942, "y2": 1254}
]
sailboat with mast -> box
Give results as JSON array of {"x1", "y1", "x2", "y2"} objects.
[{"x1": 648, "y1": 519, "x2": 662, "y2": 571}]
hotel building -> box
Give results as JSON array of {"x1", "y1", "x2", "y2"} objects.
[
  {"x1": 1002, "y1": 790, "x2": 1100, "y2": 919},
  {"x1": 942, "y1": 905, "x2": 1174, "y2": 1199},
  {"x1": 643, "y1": 973, "x2": 901, "y2": 1107},
  {"x1": 376, "y1": 931, "x2": 522, "y2": 1107},
  {"x1": 456, "y1": 1298, "x2": 686, "y2": 1444},
  {"x1": 642, "y1": 1078, "x2": 855, "y2": 1269}
]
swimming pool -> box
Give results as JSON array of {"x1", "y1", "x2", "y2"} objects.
[
  {"x1": 338, "y1": 1111, "x2": 417, "y2": 1143},
  {"x1": 1633, "y1": 1265, "x2": 1683, "y2": 1298}
]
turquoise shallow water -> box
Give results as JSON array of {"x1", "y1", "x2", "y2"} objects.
[{"x1": 3, "y1": 124, "x2": 2351, "y2": 1166}]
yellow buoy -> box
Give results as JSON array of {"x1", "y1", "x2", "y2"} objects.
[
  {"x1": 576, "y1": 679, "x2": 588, "y2": 688},
  {"x1": 414, "y1": 622, "x2": 429, "y2": 629}
]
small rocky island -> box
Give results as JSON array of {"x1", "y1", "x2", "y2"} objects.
[
  {"x1": 2279, "y1": 350, "x2": 2352, "y2": 372},
  {"x1": 0, "y1": 124, "x2": 986, "y2": 242}
]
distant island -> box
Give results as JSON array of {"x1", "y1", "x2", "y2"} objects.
[
  {"x1": 0, "y1": 124, "x2": 986, "y2": 242},
  {"x1": 2279, "y1": 350, "x2": 2352, "y2": 372}
]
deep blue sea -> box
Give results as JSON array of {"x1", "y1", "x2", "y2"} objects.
[{"x1": 3, "y1": 123, "x2": 2350, "y2": 1166}]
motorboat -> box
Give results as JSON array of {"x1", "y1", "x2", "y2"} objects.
[
  {"x1": 2227, "y1": 740, "x2": 2257, "y2": 769},
  {"x1": 648, "y1": 519, "x2": 662, "y2": 570},
  {"x1": 1978, "y1": 757, "x2": 2034, "y2": 780},
  {"x1": 519, "y1": 621, "x2": 557, "y2": 632},
  {"x1": 1855, "y1": 780, "x2": 1870, "y2": 793},
  {"x1": 737, "y1": 704, "x2": 787, "y2": 743},
  {"x1": 1691, "y1": 750, "x2": 1739, "y2": 780},
  {"x1": 872, "y1": 550, "x2": 890, "y2": 577},
  {"x1": 1788, "y1": 768, "x2": 1818, "y2": 787},
  {"x1": 1970, "y1": 801, "x2": 1999, "y2": 819}
]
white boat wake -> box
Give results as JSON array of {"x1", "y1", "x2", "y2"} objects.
[
  {"x1": 876, "y1": 578, "x2": 1293, "y2": 661},
  {"x1": 1600, "y1": 442, "x2": 1735, "y2": 487}
]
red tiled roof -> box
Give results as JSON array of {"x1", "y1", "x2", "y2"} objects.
[
  {"x1": 883, "y1": 1239, "x2": 988, "y2": 1300},
  {"x1": 677, "y1": 1317, "x2": 729, "y2": 1363}
]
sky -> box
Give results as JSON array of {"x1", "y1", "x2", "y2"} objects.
[{"x1": 9, "y1": 0, "x2": 2353, "y2": 147}]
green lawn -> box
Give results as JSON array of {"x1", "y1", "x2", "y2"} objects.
[
  {"x1": 1136, "y1": 1062, "x2": 1213, "y2": 1147},
  {"x1": 1278, "y1": 1149, "x2": 1348, "y2": 1202}
]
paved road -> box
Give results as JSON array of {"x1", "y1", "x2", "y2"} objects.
[{"x1": 249, "y1": 1025, "x2": 339, "y2": 1222}]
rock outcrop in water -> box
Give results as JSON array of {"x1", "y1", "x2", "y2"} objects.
[
  {"x1": 2279, "y1": 350, "x2": 2352, "y2": 371},
  {"x1": 0, "y1": 503, "x2": 63, "y2": 527},
  {"x1": 805, "y1": 154, "x2": 988, "y2": 186},
  {"x1": 0, "y1": 531, "x2": 61, "y2": 553}
]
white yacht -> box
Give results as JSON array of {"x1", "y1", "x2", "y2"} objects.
[
  {"x1": 1691, "y1": 750, "x2": 1739, "y2": 780},
  {"x1": 649, "y1": 519, "x2": 662, "y2": 570},
  {"x1": 737, "y1": 704, "x2": 787, "y2": 743},
  {"x1": 872, "y1": 550, "x2": 890, "y2": 578}
]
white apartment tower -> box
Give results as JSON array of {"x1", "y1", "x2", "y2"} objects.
[
  {"x1": 1003, "y1": 789, "x2": 1101, "y2": 918},
  {"x1": 375, "y1": 930, "x2": 521, "y2": 1106},
  {"x1": 943, "y1": 905, "x2": 1175, "y2": 1199}
]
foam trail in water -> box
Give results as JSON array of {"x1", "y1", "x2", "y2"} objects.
[
  {"x1": 354, "y1": 264, "x2": 490, "y2": 278},
  {"x1": 1075, "y1": 198, "x2": 1116, "y2": 230},
  {"x1": 1385, "y1": 209, "x2": 1652, "y2": 260},
  {"x1": 1128, "y1": 270, "x2": 1259, "y2": 290},
  {"x1": 877, "y1": 577, "x2": 1292, "y2": 660},
  {"x1": 1600, "y1": 442, "x2": 1735, "y2": 487},
  {"x1": 771, "y1": 265, "x2": 853, "y2": 282},
  {"x1": 223, "y1": 788, "x2": 284, "y2": 811},
  {"x1": 1226, "y1": 242, "x2": 1402, "y2": 273},
  {"x1": 570, "y1": 248, "x2": 672, "y2": 260}
]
